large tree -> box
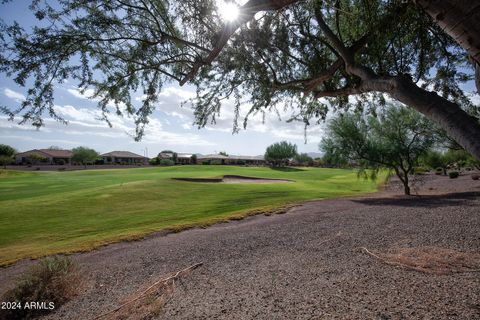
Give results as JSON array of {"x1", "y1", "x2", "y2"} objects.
[
  {"x1": 265, "y1": 141, "x2": 297, "y2": 167},
  {"x1": 71, "y1": 147, "x2": 99, "y2": 168},
  {"x1": 321, "y1": 105, "x2": 438, "y2": 195},
  {"x1": 0, "y1": 0, "x2": 479, "y2": 158},
  {"x1": 0, "y1": 144, "x2": 16, "y2": 168}
]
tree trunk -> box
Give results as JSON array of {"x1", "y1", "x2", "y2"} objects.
[
  {"x1": 414, "y1": 0, "x2": 480, "y2": 92},
  {"x1": 402, "y1": 169, "x2": 411, "y2": 195},
  {"x1": 404, "y1": 182, "x2": 411, "y2": 196},
  {"x1": 369, "y1": 75, "x2": 480, "y2": 161}
]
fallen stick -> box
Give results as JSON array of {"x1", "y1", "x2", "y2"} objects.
[
  {"x1": 94, "y1": 262, "x2": 203, "y2": 319},
  {"x1": 360, "y1": 247, "x2": 480, "y2": 274}
]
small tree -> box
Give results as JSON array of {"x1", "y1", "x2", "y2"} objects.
[
  {"x1": 219, "y1": 151, "x2": 228, "y2": 156},
  {"x1": 320, "y1": 106, "x2": 438, "y2": 195},
  {"x1": 0, "y1": 144, "x2": 16, "y2": 168},
  {"x1": 265, "y1": 141, "x2": 297, "y2": 167},
  {"x1": 172, "y1": 152, "x2": 178, "y2": 164},
  {"x1": 422, "y1": 151, "x2": 449, "y2": 175},
  {"x1": 191, "y1": 154, "x2": 197, "y2": 165},
  {"x1": 26, "y1": 154, "x2": 47, "y2": 165},
  {"x1": 71, "y1": 147, "x2": 99, "y2": 169},
  {"x1": 294, "y1": 153, "x2": 313, "y2": 166}
]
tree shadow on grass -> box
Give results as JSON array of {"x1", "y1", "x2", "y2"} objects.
[
  {"x1": 269, "y1": 167, "x2": 306, "y2": 172},
  {"x1": 353, "y1": 191, "x2": 480, "y2": 209}
]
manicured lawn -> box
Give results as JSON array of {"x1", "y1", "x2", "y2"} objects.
[{"x1": 0, "y1": 166, "x2": 384, "y2": 265}]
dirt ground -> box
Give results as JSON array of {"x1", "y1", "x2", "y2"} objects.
[{"x1": 1, "y1": 173, "x2": 479, "y2": 319}]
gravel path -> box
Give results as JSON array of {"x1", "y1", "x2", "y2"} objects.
[{"x1": 1, "y1": 173, "x2": 479, "y2": 319}]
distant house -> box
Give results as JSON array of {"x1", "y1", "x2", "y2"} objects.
[
  {"x1": 15, "y1": 149, "x2": 73, "y2": 165},
  {"x1": 158, "y1": 152, "x2": 195, "y2": 165},
  {"x1": 198, "y1": 154, "x2": 265, "y2": 166},
  {"x1": 101, "y1": 151, "x2": 149, "y2": 165}
]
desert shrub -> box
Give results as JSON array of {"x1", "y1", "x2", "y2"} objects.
[
  {"x1": 159, "y1": 159, "x2": 174, "y2": 166},
  {"x1": 55, "y1": 159, "x2": 65, "y2": 165},
  {"x1": 149, "y1": 158, "x2": 160, "y2": 165},
  {"x1": 210, "y1": 160, "x2": 223, "y2": 165},
  {"x1": 0, "y1": 256, "x2": 80, "y2": 320},
  {"x1": 472, "y1": 173, "x2": 480, "y2": 180},
  {"x1": 414, "y1": 167, "x2": 428, "y2": 175},
  {"x1": 448, "y1": 171, "x2": 459, "y2": 179},
  {"x1": 435, "y1": 167, "x2": 443, "y2": 175},
  {"x1": 202, "y1": 161, "x2": 210, "y2": 165}
]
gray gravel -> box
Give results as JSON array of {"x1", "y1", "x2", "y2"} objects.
[{"x1": 1, "y1": 173, "x2": 479, "y2": 319}]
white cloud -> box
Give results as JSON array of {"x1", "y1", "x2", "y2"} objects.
[
  {"x1": 67, "y1": 88, "x2": 100, "y2": 101},
  {"x1": 159, "y1": 86, "x2": 196, "y2": 100},
  {"x1": 3, "y1": 88, "x2": 25, "y2": 103}
]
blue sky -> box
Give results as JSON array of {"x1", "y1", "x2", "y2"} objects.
[{"x1": 0, "y1": 1, "x2": 325, "y2": 157}]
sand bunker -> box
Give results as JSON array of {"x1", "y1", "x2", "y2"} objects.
[{"x1": 173, "y1": 175, "x2": 293, "y2": 184}]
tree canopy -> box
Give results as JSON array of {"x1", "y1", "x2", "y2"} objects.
[
  {"x1": 265, "y1": 141, "x2": 297, "y2": 167},
  {"x1": 0, "y1": 144, "x2": 16, "y2": 168},
  {"x1": 321, "y1": 105, "x2": 438, "y2": 195},
  {"x1": 71, "y1": 147, "x2": 99, "y2": 167},
  {"x1": 0, "y1": 0, "x2": 479, "y2": 157}
]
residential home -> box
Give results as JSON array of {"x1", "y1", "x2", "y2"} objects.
[
  {"x1": 198, "y1": 154, "x2": 265, "y2": 165},
  {"x1": 158, "y1": 152, "x2": 195, "y2": 164},
  {"x1": 15, "y1": 149, "x2": 73, "y2": 165},
  {"x1": 101, "y1": 151, "x2": 149, "y2": 165}
]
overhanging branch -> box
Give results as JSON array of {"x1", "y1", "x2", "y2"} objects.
[{"x1": 179, "y1": 0, "x2": 299, "y2": 85}]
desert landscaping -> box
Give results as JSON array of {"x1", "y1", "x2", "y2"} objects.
[
  {"x1": 0, "y1": 171, "x2": 479, "y2": 319},
  {"x1": 1, "y1": 0, "x2": 480, "y2": 319}
]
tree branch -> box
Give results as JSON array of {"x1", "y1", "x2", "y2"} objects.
[{"x1": 179, "y1": 0, "x2": 299, "y2": 85}]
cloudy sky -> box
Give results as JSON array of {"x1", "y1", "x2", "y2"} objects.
[{"x1": 0, "y1": 1, "x2": 325, "y2": 157}]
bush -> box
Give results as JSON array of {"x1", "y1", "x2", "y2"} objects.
[
  {"x1": 435, "y1": 167, "x2": 443, "y2": 175},
  {"x1": 149, "y1": 158, "x2": 160, "y2": 165},
  {"x1": 202, "y1": 161, "x2": 210, "y2": 165},
  {"x1": 448, "y1": 171, "x2": 459, "y2": 179},
  {"x1": 56, "y1": 159, "x2": 65, "y2": 165},
  {"x1": 159, "y1": 159, "x2": 174, "y2": 166},
  {"x1": 58, "y1": 167, "x2": 66, "y2": 171},
  {"x1": 472, "y1": 173, "x2": 480, "y2": 180},
  {"x1": 0, "y1": 256, "x2": 80, "y2": 320},
  {"x1": 414, "y1": 166, "x2": 428, "y2": 175}
]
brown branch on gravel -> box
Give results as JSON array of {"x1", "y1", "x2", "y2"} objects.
[
  {"x1": 94, "y1": 262, "x2": 203, "y2": 319},
  {"x1": 360, "y1": 247, "x2": 480, "y2": 274}
]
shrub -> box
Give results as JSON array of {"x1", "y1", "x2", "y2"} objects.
[
  {"x1": 202, "y1": 161, "x2": 210, "y2": 165},
  {"x1": 159, "y1": 159, "x2": 174, "y2": 166},
  {"x1": 414, "y1": 166, "x2": 428, "y2": 175},
  {"x1": 0, "y1": 256, "x2": 80, "y2": 320},
  {"x1": 57, "y1": 167, "x2": 66, "y2": 171},
  {"x1": 472, "y1": 173, "x2": 480, "y2": 180},
  {"x1": 435, "y1": 167, "x2": 443, "y2": 175},
  {"x1": 149, "y1": 158, "x2": 160, "y2": 165},
  {"x1": 448, "y1": 171, "x2": 459, "y2": 179},
  {"x1": 56, "y1": 159, "x2": 65, "y2": 165}
]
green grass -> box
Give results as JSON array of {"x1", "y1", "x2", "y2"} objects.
[{"x1": 0, "y1": 166, "x2": 384, "y2": 265}]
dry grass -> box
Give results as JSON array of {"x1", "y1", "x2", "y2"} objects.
[
  {"x1": 95, "y1": 263, "x2": 202, "y2": 320},
  {"x1": 0, "y1": 256, "x2": 82, "y2": 320},
  {"x1": 361, "y1": 246, "x2": 480, "y2": 275}
]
